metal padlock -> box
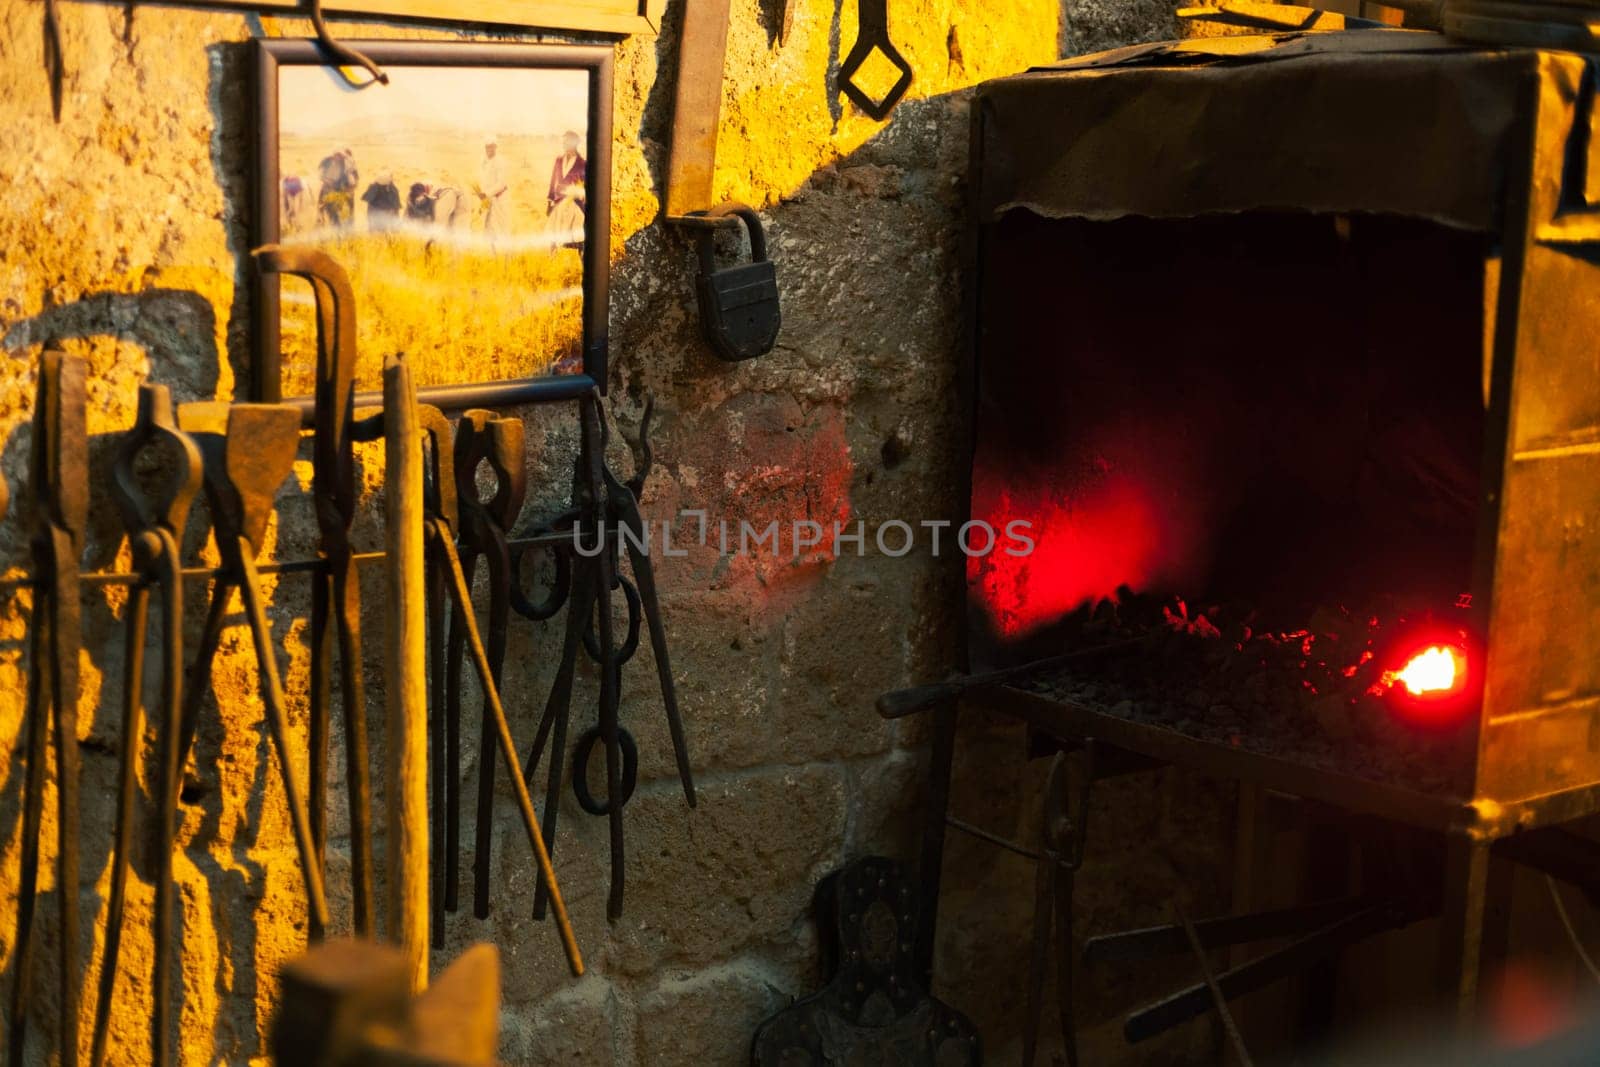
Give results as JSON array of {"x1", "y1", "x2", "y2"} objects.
[{"x1": 694, "y1": 206, "x2": 781, "y2": 362}]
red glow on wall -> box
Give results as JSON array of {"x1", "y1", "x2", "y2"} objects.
[{"x1": 969, "y1": 467, "x2": 1164, "y2": 638}]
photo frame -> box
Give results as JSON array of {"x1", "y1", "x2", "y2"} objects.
[
  {"x1": 253, "y1": 39, "x2": 612, "y2": 409},
  {"x1": 218, "y1": 1, "x2": 663, "y2": 36}
]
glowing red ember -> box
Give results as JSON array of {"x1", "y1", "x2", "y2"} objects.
[{"x1": 1383, "y1": 644, "x2": 1466, "y2": 699}]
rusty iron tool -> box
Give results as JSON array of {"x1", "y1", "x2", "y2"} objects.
[
  {"x1": 306, "y1": 0, "x2": 390, "y2": 85},
  {"x1": 1022, "y1": 749, "x2": 1094, "y2": 1067},
  {"x1": 523, "y1": 569, "x2": 593, "y2": 923},
  {"x1": 92, "y1": 384, "x2": 203, "y2": 1067},
  {"x1": 1172, "y1": 893, "x2": 1254, "y2": 1067},
  {"x1": 522, "y1": 514, "x2": 598, "y2": 925},
  {"x1": 255, "y1": 245, "x2": 376, "y2": 938},
  {"x1": 417, "y1": 405, "x2": 456, "y2": 949},
  {"x1": 838, "y1": 0, "x2": 913, "y2": 121},
  {"x1": 9, "y1": 350, "x2": 88, "y2": 1067},
  {"x1": 579, "y1": 392, "x2": 627, "y2": 920},
  {"x1": 423, "y1": 501, "x2": 584, "y2": 975},
  {"x1": 525, "y1": 395, "x2": 695, "y2": 923},
  {"x1": 441, "y1": 411, "x2": 492, "y2": 917},
  {"x1": 176, "y1": 402, "x2": 333, "y2": 938},
  {"x1": 875, "y1": 635, "x2": 1156, "y2": 720},
  {"x1": 597, "y1": 399, "x2": 694, "y2": 808},
  {"x1": 522, "y1": 396, "x2": 623, "y2": 921},
  {"x1": 458, "y1": 413, "x2": 526, "y2": 919}
]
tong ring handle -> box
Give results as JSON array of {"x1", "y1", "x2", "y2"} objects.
[{"x1": 571, "y1": 726, "x2": 639, "y2": 816}]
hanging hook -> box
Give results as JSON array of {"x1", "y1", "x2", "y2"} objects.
[{"x1": 306, "y1": 0, "x2": 389, "y2": 86}]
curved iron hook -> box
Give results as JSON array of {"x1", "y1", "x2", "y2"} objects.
[{"x1": 307, "y1": 0, "x2": 390, "y2": 86}]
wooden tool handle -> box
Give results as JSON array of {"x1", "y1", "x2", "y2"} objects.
[{"x1": 384, "y1": 355, "x2": 430, "y2": 993}]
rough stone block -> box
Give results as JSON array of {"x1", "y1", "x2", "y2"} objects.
[
  {"x1": 603, "y1": 765, "x2": 848, "y2": 976},
  {"x1": 498, "y1": 974, "x2": 624, "y2": 1065},
  {"x1": 635, "y1": 958, "x2": 800, "y2": 1066}
]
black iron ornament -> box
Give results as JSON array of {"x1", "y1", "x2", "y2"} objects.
[
  {"x1": 838, "y1": 0, "x2": 913, "y2": 121},
  {"x1": 751, "y1": 857, "x2": 980, "y2": 1067}
]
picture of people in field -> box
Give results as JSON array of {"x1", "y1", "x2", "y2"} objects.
[{"x1": 274, "y1": 64, "x2": 591, "y2": 395}]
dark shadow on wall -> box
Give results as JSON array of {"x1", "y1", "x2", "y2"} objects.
[{"x1": 0, "y1": 281, "x2": 281, "y2": 1058}]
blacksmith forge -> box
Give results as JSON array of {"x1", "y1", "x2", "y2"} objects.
[{"x1": 919, "y1": 27, "x2": 1600, "y2": 1061}]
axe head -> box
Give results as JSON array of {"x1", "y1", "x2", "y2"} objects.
[
  {"x1": 226, "y1": 404, "x2": 304, "y2": 549},
  {"x1": 180, "y1": 401, "x2": 302, "y2": 550}
]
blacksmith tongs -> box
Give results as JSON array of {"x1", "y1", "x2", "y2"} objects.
[
  {"x1": 450, "y1": 411, "x2": 526, "y2": 919},
  {"x1": 9, "y1": 350, "x2": 88, "y2": 1067},
  {"x1": 92, "y1": 384, "x2": 203, "y2": 1067},
  {"x1": 254, "y1": 246, "x2": 377, "y2": 937},
  {"x1": 416, "y1": 405, "x2": 584, "y2": 976},
  {"x1": 538, "y1": 394, "x2": 695, "y2": 922}
]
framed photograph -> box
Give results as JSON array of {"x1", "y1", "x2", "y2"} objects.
[{"x1": 253, "y1": 40, "x2": 612, "y2": 409}]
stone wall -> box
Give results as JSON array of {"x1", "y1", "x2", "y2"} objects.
[{"x1": 0, "y1": 0, "x2": 1189, "y2": 1063}]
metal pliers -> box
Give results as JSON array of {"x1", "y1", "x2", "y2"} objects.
[
  {"x1": 9, "y1": 351, "x2": 88, "y2": 1067},
  {"x1": 254, "y1": 246, "x2": 376, "y2": 938},
  {"x1": 92, "y1": 384, "x2": 203, "y2": 1067}
]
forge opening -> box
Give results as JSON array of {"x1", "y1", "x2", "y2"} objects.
[{"x1": 970, "y1": 210, "x2": 1490, "y2": 653}]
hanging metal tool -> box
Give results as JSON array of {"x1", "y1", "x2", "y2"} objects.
[
  {"x1": 452, "y1": 411, "x2": 526, "y2": 919},
  {"x1": 9, "y1": 350, "x2": 88, "y2": 1067},
  {"x1": 254, "y1": 245, "x2": 376, "y2": 938},
  {"x1": 438, "y1": 410, "x2": 523, "y2": 918},
  {"x1": 175, "y1": 402, "x2": 332, "y2": 937},
  {"x1": 523, "y1": 394, "x2": 694, "y2": 923},
  {"x1": 1022, "y1": 750, "x2": 1093, "y2": 1067},
  {"x1": 838, "y1": 0, "x2": 913, "y2": 121},
  {"x1": 418, "y1": 406, "x2": 457, "y2": 950},
  {"x1": 306, "y1": 0, "x2": 390, "y2": 85},
  {"x1": 520, "y1": 498, "x2": 594, "y2": 925},
  {"x1": 92, "y1": 384, "x2": 204, "y2": 1067},
  {"x1": 416, "y1": 404, "x2": 583, "y2": 976}
]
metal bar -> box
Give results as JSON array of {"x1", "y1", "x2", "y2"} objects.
[
  {"x1": 1084, "y1": 897, "x2": 1375, "y2": 965},
  {"x1": 1174, "y1": 898, "x2": 1254, "y2": 1067},
  {"x1": 982, "y1": 686, "x2": 1473, "y2": 834},
  {"x1": 914, "y1": 700, "x2": 958, "y2": 988},
  {"x1": 1437, "y1": 832, "x2": 1491, "y2": 1032},
  {"x1": 0, "y1": 532, "x2": 580, "y2": 593},
  {"x1": 430, "y1": 520, "x2": 584, "y2": 975},
  {"x1": 1123, "y1": 904, "x2": 1404, "y2": 1044},
  {"x1": 277, "y1": 373, "x2": 604, "y2": 425}
]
